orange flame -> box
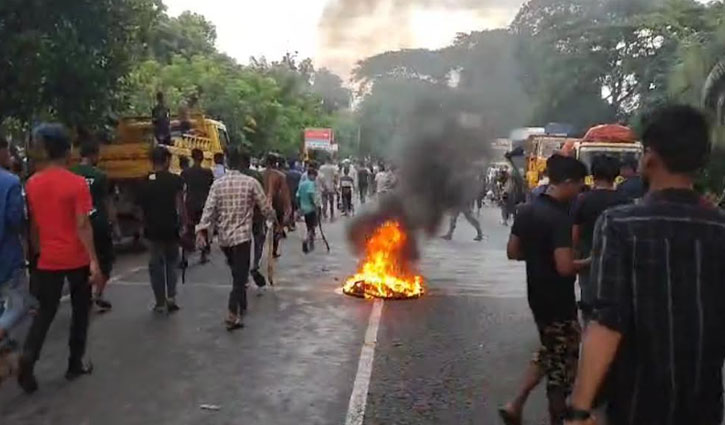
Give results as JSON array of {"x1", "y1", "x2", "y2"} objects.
[{"x1": 343, "y1": 221, "x2": 425, "y2": 299}]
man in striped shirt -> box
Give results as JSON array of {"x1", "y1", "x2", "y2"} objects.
[
  {"x1": 566, "y1": 105, "x2": 725, "y2": 425},
  {"x1": 196, "y1": 147, "x2": 275, "y2": 330}
]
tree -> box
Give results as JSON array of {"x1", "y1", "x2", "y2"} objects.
[
  {"x1": 312, "y1": 69, "x2": 352, "y2": 114},
  {"x1": 0, "y1": 0, "x2": 161, "y2": 129},
  {"x1": 149, "y1": 11, "x2": 217, "y2": 63}
]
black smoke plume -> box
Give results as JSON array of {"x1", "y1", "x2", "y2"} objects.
[{"x1": 347, "y1": 96, "x2": 492, "y2": 260}]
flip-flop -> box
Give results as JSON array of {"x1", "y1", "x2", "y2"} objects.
[
  {"x1": 225, "y1": 319, "x2": 244, "y2": 331},
  {"x1": 498, "y1": 407, "x2": 522, "y2": 425}
]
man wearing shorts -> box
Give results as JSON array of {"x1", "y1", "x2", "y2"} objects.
[
  {"x1": 501, "y1": 155, "x2": 589, "y2": 425},
  {"x1": 71, "y1": 141, "x2": 115, "y2": 311}
]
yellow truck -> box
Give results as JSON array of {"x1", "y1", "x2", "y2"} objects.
[
  {"x1": 92, "y1": 114, "x2": 229, "y2": 239},
  {"x1": 525, "y1": 135, "x2": 577, "y2": 189}
]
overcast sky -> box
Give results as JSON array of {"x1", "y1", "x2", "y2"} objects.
[{"x1": 165, "y1": 0, "x2": 523, "y2": 78}]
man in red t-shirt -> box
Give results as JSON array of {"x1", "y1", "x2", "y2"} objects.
[{"x1": 18, "y1": 124, "x2": 101, "y2": 394}]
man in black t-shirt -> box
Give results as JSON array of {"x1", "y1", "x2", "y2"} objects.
[
  {"x1": 139, "y1": 147, "x2": 185, "y2": 313},
  {"x1": 181, "y1": 149, "x2": 214, "y2": 263},
  {"x1": 70, "y1": 141, "x2": 115, "y2": 312},
  {"x1": 571, "y1": 155, "x2": 629, "y2": 322},
  {"x1": 616, "y1": 158, "x2": 645, "y2": 202},
  {"x1": 357, "y1": 162, "x2": 370, "y2": 204},
  {"x1": 151, "y1": 92, "x2": 171, "y2": 145},
  {"x1": 500, "y1": 154, "x2": 588, "y2": 425}
]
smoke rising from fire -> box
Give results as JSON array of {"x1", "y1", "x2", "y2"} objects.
[
  {"x1": 347, "y1": 95, "x2": 493, "y2": 260},
  {"x1": 318, "y1": 0, "x2": 524, "y2": 76}
]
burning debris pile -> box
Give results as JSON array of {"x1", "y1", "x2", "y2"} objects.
[
  {"x1": 344, "y1": 99, "x2": 492, "y2": 300},
  {"x1": 343, "y1": 221, "x2": 425, "y2": 300}
]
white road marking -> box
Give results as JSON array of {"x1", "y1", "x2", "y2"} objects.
[
  {"x1": 345, "y1": 299, "x2": 383, "y2": 425},
  {"x1": 61, "y1": 266, "x2": 147, "y2": 303},
  {"x1": 108, "y1": 266, "x2": 147, "y2": 284}
]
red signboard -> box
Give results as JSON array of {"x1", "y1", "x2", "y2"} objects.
[
  {"x1": 304, "y1": 128, "x2": 336, "y2": 151},
  {"x1": 304, "y1": 128, "x2": 334, "y2": 142}
]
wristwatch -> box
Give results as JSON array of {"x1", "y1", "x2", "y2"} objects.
[{"x1": 564, "y1": 406, "x2": 592, "y2": 421}]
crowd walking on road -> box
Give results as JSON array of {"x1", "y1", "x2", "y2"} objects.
[{"x1": 3, "y1": 104, "x2": 725, "y2": 425}]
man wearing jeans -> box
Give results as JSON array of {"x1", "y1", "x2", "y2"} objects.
[
  {"x1": 197, "y1": 148, "x2": 274, "y2": 330},
  {"x1": 0, "y1": 144, "x2": 33, "y2": 351},
  {"x1": 139, "y1": 147, "x2": 185, "y2": 313},
  {"x1": 19, "y1": 124, "x2": 102, "y2": 393}
]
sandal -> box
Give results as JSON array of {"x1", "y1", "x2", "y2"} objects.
[
  {"x1": 225, "y1": 318, "x2": 244, "y2": 331},
  {"x1": 498, "y1": 407, "x2": 522, "y2": 425}
]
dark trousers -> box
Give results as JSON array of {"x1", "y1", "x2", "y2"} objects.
[
  {"x1": 322, "y1": 191, "x2": 335, "y2": 219},
  {"x1": 342, "y1": 188, "x2": 353, "y2": 213},
  {"x1": 148, "y1": 240, "x2": 179, "y2": 305},
  {"x1": 23, "y1": 267, "x2": 91, "y2": 367},
  {"x1": 359, "y1": 185, "x2": 367, "y2": 204},
  {"x1": 222, "y1": 242, "x2": 251, "y2": 315}
]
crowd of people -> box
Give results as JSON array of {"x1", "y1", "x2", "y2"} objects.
[
  {"x1": 3, "y1": 103, "x2": 724, "y2": 425},
  {"x1": 0, "y1": 125, "x2": 396, "y2": 390},
  {"x1": 501, "y1": 104, "x2": 725, "y2": 425}
]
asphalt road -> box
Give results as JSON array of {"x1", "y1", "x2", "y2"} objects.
[{"x1": 0, "y1": 206, "x2": 549, "y2": 425}]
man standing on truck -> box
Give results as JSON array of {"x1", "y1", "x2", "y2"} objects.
[
  {"x1": 181, "y1": 149, "x2": 214, "y2": 264},
  {"x1": 151, "y1": 92, "x2": 171, "y2": 145},
  {"x1": 138, "y1": 147, "x2": 185, "y2": 314},
  {"x1": 70, "y1": 141, "x2": 115, "y2": 312}
]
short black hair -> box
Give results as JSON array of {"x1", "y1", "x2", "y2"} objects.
[
  {"x1": 191, "y1": 148, "x2": 204, "y2": 162},
  {"x1": 0, "y1": 138, "x2": 8, "y2": 150},
  {"x1": 151, "y1": 146, "x2": 171, "y2": 166},
  {"x1": 307, "y1": 168, "x2": 318, "y2": 177},
  {"x1": 620, "y1": 157, "x2": 639, "y2": 172},
  {"x1": 179, "y1": 155, "x2": 190, "y2": 168},
  {"x1": 240, "y1": 150, "x2": 251, "y2": 168},
  {"x1": 226, "y1": 147, "x2": 242, "y2": 169},
  {"x1": 214, "y1": 152, "x2": 225, "y2": 164},
  {"x1": 156, "y1": 91, "x2": 164, "y2": 102},
  {"x1": 80, "y1": 140, "x2": 100, "y2": 158},
  {"x1": 641, "y1": 104, "x2": 710, "y2": 173},
  {"x1": 590, "y1": 155, "x2": 620, "y2": 183},
  {"x1": 547, "y1": 154, "x2": 587, "y2": 184},
  {"x1": 33, "y1": 123, "x2": 71, "y2": 160}
]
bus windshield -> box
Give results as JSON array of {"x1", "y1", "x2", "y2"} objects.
[{"x1": 578, "y1": 147, "x2": 642, "y2": 170}]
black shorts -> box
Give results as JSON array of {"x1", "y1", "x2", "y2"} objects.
[
  {"x1": 304, "y1": 211, "x2": 318, "y2": 229},
  {"x1": 93, "y1": 225, "x2": 115, "y2": 279}
]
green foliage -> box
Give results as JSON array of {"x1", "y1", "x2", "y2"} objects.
[
  {"x1": 0, "y1": 0, "x2": 161, "y2": 128},
  {"x1": 149, "y1": 11, "x2": 217, "y2": 62},
  {"x1": 123, "y1": 54, "x2": 336, "y2": 156}
]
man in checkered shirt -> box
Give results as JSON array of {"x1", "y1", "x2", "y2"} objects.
[{"x1": 196, "y1": 147, "x2": 275, "y2": 331}]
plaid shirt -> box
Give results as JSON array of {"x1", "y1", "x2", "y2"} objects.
[
  {"x1": 196, "y1": 170, "x2": 273, "y2": 247},
  {"x1": 590, "y1": 189, "x2": 725, "y2": 425}
]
